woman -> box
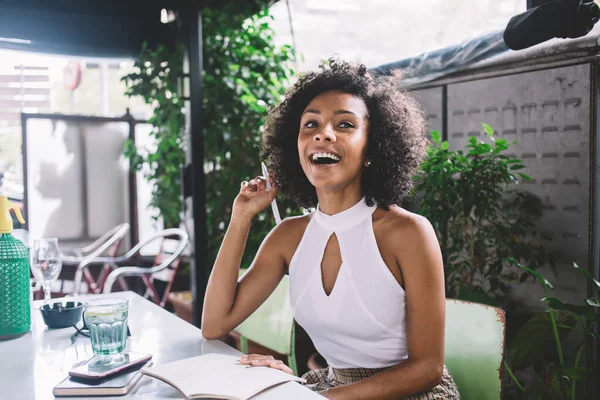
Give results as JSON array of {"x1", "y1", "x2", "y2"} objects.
[{"x1": 201, "y1": 59, "x2": 460, "y2": 399}]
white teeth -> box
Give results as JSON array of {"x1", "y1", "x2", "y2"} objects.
[{"x1": 312, "y1": 152, "x2": 340, "y2": 161}]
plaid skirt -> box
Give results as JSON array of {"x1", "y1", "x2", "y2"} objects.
[{"x1": 302, "y1": 364, "x2": 460, "y2": 399}]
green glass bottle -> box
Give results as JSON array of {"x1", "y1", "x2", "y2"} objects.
[{"x1": 0, "y1": 195, "x2": 30, "y2": 340}]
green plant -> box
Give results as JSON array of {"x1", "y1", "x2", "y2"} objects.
[
  {"x1": 122, "y1": 43, "x2": 186, "y2": 228},
  {"x1": 414, "y1": 123, "x2": 556, "y2": 302},
  {"x1": 202, "y1": 6, "x2": 300, "y2": 268},
  {"x1": 505, "y1": 260, "x2": 599, "y2": 399},
  {"x1": 122, "y1": 4, "x2": 300, "y2": 266}
]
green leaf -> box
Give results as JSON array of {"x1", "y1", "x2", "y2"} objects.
[
  {"x1": 441, "y1": 141, "x2": 449, "y2": 150},
  {"x1": 482, "y1": 123, "x2": 494, "y2": 137},
  {"x1": 549, "y1": 370, "x2": 571, "y2": 398},
  {"x1": 510, "y1": 164, "x2": 526, "y2": 170},
  {"x1": 585, "y1": 298, "x2": 600, "y2": 307},
  {"x1": 477, "y1": 143, "x2": 492, "y2": 153},
  {"x1": 508, "y1": 311, "x2": 576, "y2": 369},
  {"x1": 507, "y1": 257, "x2": 554, "y2": 289},
  {"x1": 431, "y1": 130, "x2": 441, "y2": 143},
  {"x1": 518, "y1": 172, "x2": 532, "y2": 181},
  {"x1": 573, "y1": 262, "x2": 600, "y2": 290},
  {"x1": 492, "y1": 139, "x2": 509, "y2": 154},
  {"x1": 562, "y1": 366, "x2": 587, "y2": 381},
  {"x1": 543, "y1": 297, "x2": 597, "y2": 321},
  {"x1": 469, "y1": 136, "x2": 477, "y2": 145}
]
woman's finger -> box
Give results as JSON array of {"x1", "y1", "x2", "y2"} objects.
[
  {"x1": 254, "y1": 176, "x2": 267, "y2": 190},
  {"x1": 246, "y1": 176, "x2": 268, "y2": 193},
  {"x1": 238, "y1": 355, "x2": 293, "y2": 375},
  {"x1": 268, "y1": 359, "x2": 294, "y2": 375},
  {"x1": 249, "y1": 359, "x2": 274, "y2": 367},
  {"x1": 245, "y1": 354, "x2": 274, "y2": 361},
  {"x1": 247, "y1": 359, "x2": 293, "y2": 375},
  {"x1": 244, "y1": 179, "x2": 258, "y2": 193},
  {"x1": 239, "y1": 354, "x2": 273, "y2": 363}
]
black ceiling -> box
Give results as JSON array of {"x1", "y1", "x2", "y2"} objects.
[{"x1": 0, "y1": 0, "x2": 276, "y2": 59}]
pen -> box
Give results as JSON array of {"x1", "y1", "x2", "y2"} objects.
[{"x1": 261, "y1": 162, "x2": 282, "y2": 225}]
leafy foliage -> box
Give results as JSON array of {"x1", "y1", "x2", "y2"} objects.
[
  {"x1": 414, "y1": 124, "x2": 556, "y2": 301},
  {"x1": 122, "y1": 4, "x2": 300, "y2": 266},
  {"x1": 505, "y1": 261, "x2": 600, "y2": 399},
  {"x1": 202, "y1": 6, "x2": 299, "y2": 268},
  {"x1": 122, "y1": 43, "x2": 186, "y2": 228}
]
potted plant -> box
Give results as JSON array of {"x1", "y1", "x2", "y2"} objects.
[
  {"x1": 413, "y1": 123, "x2": 557, "y2": 305},
  {"x1": 504, "y1": 259, "x2": 599, "y2": 399}
]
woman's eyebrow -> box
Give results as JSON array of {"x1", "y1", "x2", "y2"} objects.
[
  {"x1": 302, "y1": 109, "x2": 320, "y2": 115},
  {"x1": 333, "y1": 109, "x2": 357, "y2": 116},
  {"x1": 301, "y1": 109, "x2": 359, "y2": 117}
]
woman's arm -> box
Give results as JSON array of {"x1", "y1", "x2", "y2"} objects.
[
  {"x1": 322, "y1": 213, "x2": 446, "y2": 400},
  {"x1": 201, "y1": 176, "x2": 289, "y2": 340}
]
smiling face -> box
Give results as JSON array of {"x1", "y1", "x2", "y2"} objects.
[{"x1": 297, "y1": 90, "x2": 370, "y2": 195}]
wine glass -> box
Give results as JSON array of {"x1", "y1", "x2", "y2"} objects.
[{"x1": 31, "y1": 238, "x2": 62, "y2": 303}]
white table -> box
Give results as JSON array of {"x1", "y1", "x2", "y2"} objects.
[{"x1": 0, "y1": 292, "x2": 322, "y2": 400}]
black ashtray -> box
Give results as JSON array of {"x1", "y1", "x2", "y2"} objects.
[{"x1": 40, "y1": 301, "x2": 84, "y2": 329}]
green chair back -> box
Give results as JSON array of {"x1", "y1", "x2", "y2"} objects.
[
  {"x1": 445, "y1": 299, "x2": 506, "y2": 400},
  {"x1": 234, "y1": 269, "x2": 297, "y2": 375}
]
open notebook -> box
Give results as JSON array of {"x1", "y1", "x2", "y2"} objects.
[{"x1": 141, "y1": 353, "x2": 305, "y2": 400}]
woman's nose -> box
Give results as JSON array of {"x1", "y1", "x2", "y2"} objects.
[{"x1": 313, "y1": 126, "x2": 336, "y2": 142}]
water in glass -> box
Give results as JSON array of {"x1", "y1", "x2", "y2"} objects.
[{"x1": 85, "y1": 298, "x2": 129, "y2": 356}]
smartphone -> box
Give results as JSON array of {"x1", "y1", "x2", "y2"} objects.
[{"x1": 69, "y1": 352, "x2": 152, "y2": 380}]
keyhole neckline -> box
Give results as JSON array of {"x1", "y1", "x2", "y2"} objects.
[{"x1": 320, "y1": 233, "x2": 343, "y2": 298}]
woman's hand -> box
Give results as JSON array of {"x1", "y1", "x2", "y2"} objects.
[
  {"x1": 232, "y1": 175, "x2": 278, "y2": 220},
  {"x1": 239, "y1": 354, "x2": 294, "y2": 375}
]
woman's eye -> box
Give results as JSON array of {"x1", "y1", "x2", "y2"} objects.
[
  {"x1": 303, "y1": 120, "x2": 318, "y2": 128},
  {"x1": 338, "y1": 121, "x2": 354, "y2": 129}
]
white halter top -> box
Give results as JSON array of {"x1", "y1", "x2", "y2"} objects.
[{"x1": 289, "y1": 197, "x2": 408, "y2": 369}]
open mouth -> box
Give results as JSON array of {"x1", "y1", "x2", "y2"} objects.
[{"x1": 311, "y1": 152, "x2": 341, "y2": 166}]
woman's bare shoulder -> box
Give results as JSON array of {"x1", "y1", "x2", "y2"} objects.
[
  {"x1": 374, "y1": 205, "x2": 435, "y2": 247},
  {"x1": 267, "y1": 213, "x2": 313, "y2": 265},
  {"x1": 272, "y1": 213, "x2": 312, "y2": 239},
  {"x1": 375, "y1": 205, "x2": 428, "y2": 227},
  {"x1": 280, "y1": 212, "x2": 312, "y2": 228}
]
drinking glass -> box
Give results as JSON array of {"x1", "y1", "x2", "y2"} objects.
[
  {"x1": 31, "y1": 238, "x2": 62, "y2": 303},
  {"x1": 84, "y1": 298, "x2": 129, "y2": 357}
]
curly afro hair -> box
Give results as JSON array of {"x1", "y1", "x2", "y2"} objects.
[{"x1": 262, "y1": 58, "x2": 429, "y2": 210}]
